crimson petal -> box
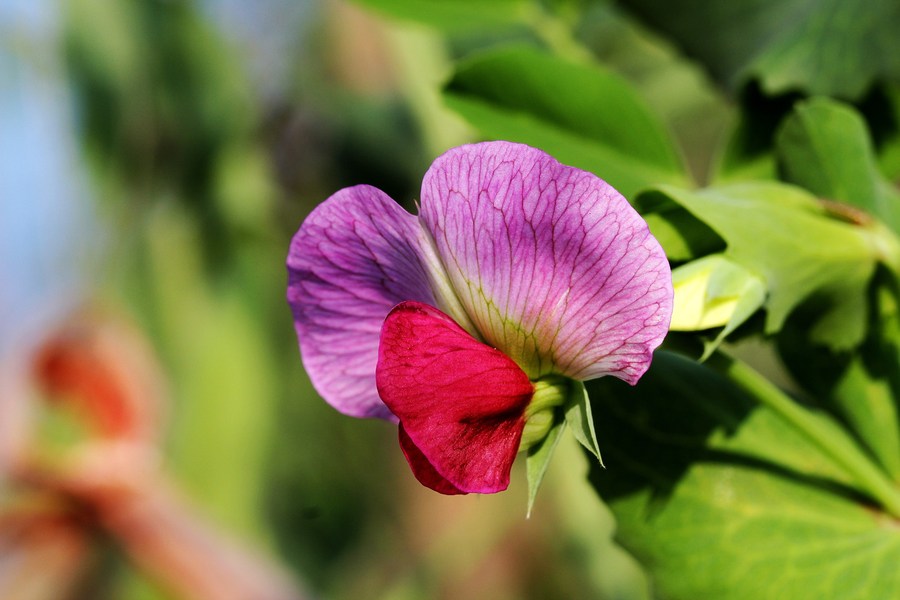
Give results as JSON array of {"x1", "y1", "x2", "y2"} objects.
[
  {"x1": 377, "y1": 301, "x2": 534, "y2": 494},
  {"x1": 398, "y1": 425, "x2": 465, "y2": 495}
]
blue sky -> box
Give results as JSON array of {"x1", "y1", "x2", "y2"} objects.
[
  {"x1": 0, "y1": 0, "x2": 95, "y2": 354},
  {"x1": 0, "y1": 0, "x2": 314, "y2": 354}
]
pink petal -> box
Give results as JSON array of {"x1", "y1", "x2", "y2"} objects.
[
  {"x1": 287, "y1": 186, "x2": 443, "y2": 419},
  {"x1": 419, "y1": 142, "x2": 673, "y2": 384},
  {"x1": 376, "y1": 301, "x2": 534, "y2": 494}
]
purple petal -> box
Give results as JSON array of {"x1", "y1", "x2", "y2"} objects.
[
  {"x1": 287, "y1": 185, "x2": 443, "y2": 419},
  {"x1": 419, "y1": 142, "x2": 673, "y2": 384}
]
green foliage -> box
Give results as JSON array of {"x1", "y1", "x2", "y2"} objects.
[
  {"x1": 140, "y1": 205, "x2": 278, "y2": 540},
  {"x1": 565, "y1": 381, "x2": 602, "y2": 465},
  {"x1": 526, "y1": 381, "x2": 601, "y2": 516},
  {"x1": 876, "y1": 85, "x2": 900, "y2": 179},
  {"x1": 768, "y1": 99, "x2": 900, "y2": 481},
  {"x1": 776, "y1": 97, "x2": 900, "y2": 234},
  {"x1": 53, "y1": 0, "x2": 900, "y2": 597},
  {"x1": 638, "y1": 182, "x2": 895, "y2": 349},
  {"x1": 65, "y1": 0, "x2": 282, "y2": 547},
  {"x1": 526, "y1": 416, "x2": 565, "y2": 516},
  {"x1": 617, "y1": 0, "x2": 900, "y2": 99},
  {"x1": 669, "y1": 254, "x2": 766, "y2": 358},
  {"x1": 587, "y1": 351, "x2": 900, "y2": 600},
  {"x1": 779, "y1": 272, "x2": 900, "y2": 481},
  {"x1": 348, "y1": 2, "x2": 900, "y2": 596},
  {"x1": 444, "y1": 45, "x2": 688, "y2": 198},
  {"x1": 352, "y1": 0, "x2": 528, "y2": 33},
  {"x1": 712, "y1": 85, "x2": 795, "y2": 183},
  {"x1": 64, "y1": 0, "x2": 256, "y2": 267}
]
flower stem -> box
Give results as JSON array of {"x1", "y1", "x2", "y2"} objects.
[{"x1": 705, "y1": 350, "x2": 900, "y2": 519}]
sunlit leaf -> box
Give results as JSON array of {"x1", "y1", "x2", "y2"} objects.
[
  {"x1": 587, "y1": 351, "x2": 900, "y2": 599},
  {"x1": 669, "y1": 254, "x2": 766, "y2": 358},
  {"x1": 637, "y1": 182, "x2": 897, "y2": 349},
  {"x1": 776, "y1": 97, "x2": 900, "y2": 235},
  {"x1": 444, "y1": 45, "x2": 688, "y2": 199}
]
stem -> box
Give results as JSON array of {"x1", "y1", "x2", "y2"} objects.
[
  {"x1": 520, "y1": 3, "x2": 595, "y2": 65},
  {"x1": 706, "y1": 351, "x2": 900, "y2": 519}
]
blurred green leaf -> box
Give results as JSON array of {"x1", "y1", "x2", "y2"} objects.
[
  {"x1": 142, "y1": 205, "x2": 276, "y2": 542},
  {"x1": 351, "y1": 0, "x2": 528, "y2": 33},
  {"x1": 112, "y1": 570, "x2": 173, "y2": 600},
  {"x1": 587, "y1": 351, "x2": 900, "y2": 599},
  {"x1": 618, "y1": 0, "x2": 900, "y2": 99},
  {"x1": 776, "y1": 97, "x2": 900, "y2": 235},
  {"x1": 444, "y1": 45, "x2": 689, "y2": 199},
  {"x1": 637, "y1": 182, "x2": 896, "y2": 349},
  {"x1": 64, "y1": 0, "x2": 256, "y2": 268}
]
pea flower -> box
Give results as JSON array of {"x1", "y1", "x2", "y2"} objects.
[{"x1": 287, "y1": 142, "x2": 672, "y2": 495}]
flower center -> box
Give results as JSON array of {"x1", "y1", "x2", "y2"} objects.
[{"x1": 520, "y1": 375, "x2": 570, "y2": 449}]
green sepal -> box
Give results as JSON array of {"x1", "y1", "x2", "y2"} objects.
[
  {"x1": 525, "y1": 414, "x2": 566, "y2": 518},
  {"x1": 565, "y1": 381, "x2": 603, "y2": 465}
]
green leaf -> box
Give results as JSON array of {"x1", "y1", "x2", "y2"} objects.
[
  {"x1": 586, "y1": 351, "x2": 900, "y2": 599},
  {"x1": 444, "y1": 45, "x2": 689, "y2": 199},
  {"x1": 641, "y1": 203, "x2": 725, "y2": 263},
  {"x1": 776, "y1": 97, "x2": 900, "y2": 235},
  {"x1": 637, "y1": 182, "x2": 894, "y2": 349},
  {"x1": 525, "y1": 416, "x2": 566, "y2": 517},
  {"x1": 351, "y1": 0, "x2": 527, "y2": 33},
  {"x1": 565, "y1": 381, "x2": 602, "y2": 464},
  {"x1": 670, "y1": 254, "x2": 766, "y2": 358},
  {"x1": 618, "y1": 0, "x2": 900, "y2": 100},
  {"x1": 779, "y1": 272, "x2": 900, "y2": 481}
]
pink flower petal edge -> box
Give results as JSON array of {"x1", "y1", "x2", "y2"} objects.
[
  {"x1": 420, "y1": 142, "x2": 673, "y2": 384},
  {"x1": 287, "y1": 185, "x2": 441, "y2": 419}
]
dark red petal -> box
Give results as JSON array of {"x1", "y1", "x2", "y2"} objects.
[
  {"x1": 398, "y1": 425, "x2": 465, "y2": 495},
  {"x1": 377, "y1": 301, "x2": 534, "y2": 494}
]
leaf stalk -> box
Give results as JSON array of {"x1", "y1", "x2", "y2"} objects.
[{"x1": 706, "y1": 351, "x2": 900, "y2": 519}]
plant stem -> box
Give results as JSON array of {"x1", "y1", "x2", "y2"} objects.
[
  {"x1": 520, "y1": 3, "x2": 594, "y2": 65},
  {"x1": 706, "y1": 350, "x2": 900, "y2": 519}
]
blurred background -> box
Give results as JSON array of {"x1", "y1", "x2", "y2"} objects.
[{"x1": 1, "y1": 1, "x2": 733, "y2": 598}]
